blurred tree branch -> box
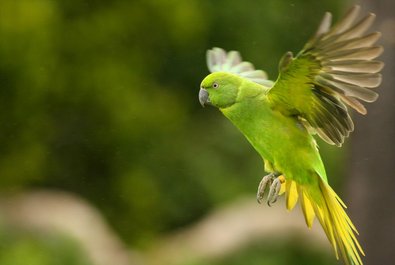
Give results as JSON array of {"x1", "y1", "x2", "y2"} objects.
[
  {"x1": 146, "y1": 196, "x2": 330, "y2": 265},
  {"x1": 0, "y1": 190, "x2": 140, "y2": 265},
  {"x1": 0, "y1": 190, "x2": 331, "y2": 265}
]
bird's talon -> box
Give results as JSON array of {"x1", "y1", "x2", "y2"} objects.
[
  {"x1": 257, "y1": 173, "x2": 274, "y2": 203},
  {"x1": 257, "y1": 194, "x2": 264, "y2": 204},
  {"x1": 257, "y1": 172, "x2": 281, "y2": 204},
  {"x1": 266, "y1": 176, "x2": 283, "y2": 206}
]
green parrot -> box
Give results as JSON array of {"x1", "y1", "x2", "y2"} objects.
[{"x1": 199, "y1": 5, "x2": 383, "y2": 265}]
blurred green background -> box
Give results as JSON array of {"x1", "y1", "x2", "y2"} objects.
[{"x1": 1, "y1": 0, "x2": 392, "y2": 264}]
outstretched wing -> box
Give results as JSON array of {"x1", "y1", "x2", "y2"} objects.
[
  {"x1": 206, "y1": 47, "x2": 274, "y2": 88},
  {"x1": 268, "y1": 5, "x2": 383, "y2": 146}
]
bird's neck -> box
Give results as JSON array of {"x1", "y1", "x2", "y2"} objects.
[{"x1": 236, "y1": 80, "x2": 267, "y2": 103}]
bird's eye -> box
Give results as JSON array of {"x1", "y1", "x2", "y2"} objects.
[{"x1": 213, "y1": 82, "x2": 219, "y2": 89}]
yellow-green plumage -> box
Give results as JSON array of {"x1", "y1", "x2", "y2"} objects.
[{"x1": 199, "y1": 5, "x2": 383, "y2": 265}]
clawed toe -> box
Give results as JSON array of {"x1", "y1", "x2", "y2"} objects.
[
  {"x1": 267, "y1": 177, "x2": 282, "y2": 206},
  {"x1": 256, "y1": 172, "x2": 284, "y2": 206},
  {"x1": 257, "y1": 174, "x2": 274, "y2": 204}
]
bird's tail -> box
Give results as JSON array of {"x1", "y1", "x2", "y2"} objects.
[{"x1": 284, "y1": 176, "x2": 364, "y2": 265}]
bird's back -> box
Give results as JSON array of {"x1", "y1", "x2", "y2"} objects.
[{"x1": 220, "y1": 80, "x2": 328, "y2": 184}]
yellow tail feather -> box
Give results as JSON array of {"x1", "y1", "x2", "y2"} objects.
[
  {"x1": 285, "y1": 178, "x2": 364, "y2": 265},
  {"x1": 285, "y1": 180, "x2": 298, "y2": 211}
]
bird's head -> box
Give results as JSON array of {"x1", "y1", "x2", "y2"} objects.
[{"x1": 199, "y1": 72, "x2": 241, "y2": 109}]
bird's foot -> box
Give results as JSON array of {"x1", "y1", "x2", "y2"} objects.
[
  {"x1": 267, "y1": 175, "x2": 285, "y2": 206},
  {"x1": 256, "y1": 172, "x2": 285, "y2": 206}
]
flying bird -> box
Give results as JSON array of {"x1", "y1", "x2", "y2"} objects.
[{"x1": 199, "y1": 5, "x2": 383, "y2": 265}]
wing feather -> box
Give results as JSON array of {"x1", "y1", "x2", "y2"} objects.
[
  {"x1": 206, "y1": 47, "x2": 274, "y2": 87},
  {"x1": 323, "y1": 46, "x2": 383, "y2": 61},
  {"x1": 322, "y1": 59, "x2": 383, "y2": 73},
  {"x1": 323, "y1": 5, "x2": 361, "y2": 38},
  {"x1": 319, "y1": 32, "x2": 381, "y2": 52},
  {"x1": 267, "y1": 5, "x2": 383, "y2": 146}
]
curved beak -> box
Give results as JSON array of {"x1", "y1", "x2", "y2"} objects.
[{"x1": 199, "y1": 88, "x2": 209, "y2": 107}]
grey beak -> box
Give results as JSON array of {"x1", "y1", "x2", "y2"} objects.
[{"x1": 199, "y1": 88, "x2": 209, "y2": 107}]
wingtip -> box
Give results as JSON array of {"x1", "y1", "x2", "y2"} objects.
[
  {"x1": 351, "y1": 4, "x2": 361, "y2": 13},
  {"x1": 315, "y1": 12, "x2": 333, "y2": 37}
]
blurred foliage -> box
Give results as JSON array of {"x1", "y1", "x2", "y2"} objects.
[
  {"x1": 0, "y1": 224, "x2": 92, "y2": 265},
  {"x1": 187, "y1": 237, "x2": 334, "y2": 265},
  {"x1": 0, "y1": 0, "x2": 347, "y2": 257}
]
